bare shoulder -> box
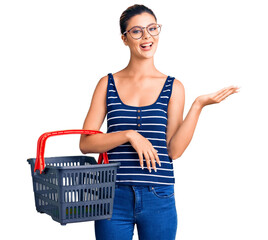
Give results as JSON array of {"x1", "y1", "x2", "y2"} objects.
[
  {"x1": 96, "y1": 74, "x2": 109, "y2": 89},
  {"x1": 173, "y1": 78, "x2": 184, "y2": 92},
  {"x1": 170, "y1": 78, "x2": 185, "y2": 102},
  {"x1": 89, "y1": 74, "x2": 109, "y2": 113},
  {"x1": 81, "y1": 74, "x2": 109, "y2": 131}
]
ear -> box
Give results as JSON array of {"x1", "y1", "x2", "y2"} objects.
[{"x1": 121, "y1": 34, "x2": 128, "y2": 46}]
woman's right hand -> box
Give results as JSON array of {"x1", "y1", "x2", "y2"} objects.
[{"x1": 126, "y1": 130, "x2": 161, "y2": 172}]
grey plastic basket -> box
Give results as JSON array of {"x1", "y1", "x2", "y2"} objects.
[
  {"x1": 28, "y1": 155, "x2": 120, "y2": 225},
  {"x1": 27, "y1": 129, "x2": 120, "y2": 225}
]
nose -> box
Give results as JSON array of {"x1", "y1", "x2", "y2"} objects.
[{"x1": 142, "y1": 28, "x2": 151, "y2": 39}]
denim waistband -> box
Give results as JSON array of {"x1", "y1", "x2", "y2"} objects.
[
  {"x1": 115, "y1": 184, "x2": 174, "y2": 192},
  {"x1": 115, "y1": 184, "x2": 151, "y2": 191}
]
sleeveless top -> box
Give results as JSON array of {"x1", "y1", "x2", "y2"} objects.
[{"x1": 106, "y1": 73, "x2": 175, "y2": 186}]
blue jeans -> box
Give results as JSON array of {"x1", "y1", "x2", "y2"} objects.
[{"x1": 95, "y1": 184, "x2": 178, "y2": 240}]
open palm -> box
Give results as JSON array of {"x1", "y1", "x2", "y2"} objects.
[{"x1": 196, "y1": 85, "x2": 240, "y2": 108}]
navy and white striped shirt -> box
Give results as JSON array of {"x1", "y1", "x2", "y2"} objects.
[{"x1": 106, "y1": 73, "x2": 175, "y2": 186}]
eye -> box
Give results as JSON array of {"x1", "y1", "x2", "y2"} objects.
[
  {"x1": 131, "y1": 27, "x2": 142, "y2": 34},
  {"x1": 132, "y1": 30, "x2": 141, "y2": 34}
]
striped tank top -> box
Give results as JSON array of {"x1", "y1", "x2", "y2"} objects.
[{"x1": 106, "y1": 73, "x2": 175, "y2": 186}]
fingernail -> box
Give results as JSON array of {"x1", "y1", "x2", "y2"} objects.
[
  {"x1": 154, "y1": 168, "x2": 157, "y2": 172},
  {"x1": 142, "y1": 165, "x2": 144, "y2": 170},
  {"x1": 149, "y1": 168, "x2": 151, "y2": 173}
]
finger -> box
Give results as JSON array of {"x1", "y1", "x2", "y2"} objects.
[
  {"x1": 211, "y1": 88, "x2": 230, "y2": 102},
  {"x1": 215, "y1": 85, "x2": 238, "y2": 95},
  {"x1": 235, "y1": 88, "x2": 240, "y2": 92},
  {"x1": 215, "y1": 86, "x2": 228, "y2": 95},
  {"x1": 153, "y1": 149, "x2": 161, "y2": 167},
  {"x1": 218, "y1": 88, "x2": 238, "y2": 102},
  {"x1": 148, "y1": 150, "x2": 157, "y2": 172},
  {"x1": 215, "y1": 86, "x2": 237, "y2": 102},
  {"x1": 143, "y1": 151, "x2": 151, "y2": 173},
  {"x1": 216, "y1": 87, "x2": 234, "y2": 99},
  {"x1": 137, "y1": 151, "x2": 144, "y2": 170},
  {"x1": 234, "y1": 86, "x2": 240, "y2": 92}
]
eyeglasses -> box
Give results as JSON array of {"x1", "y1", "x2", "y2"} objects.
[{"x1": 123, "y1": 23, "x2": 162, "y2": 40}]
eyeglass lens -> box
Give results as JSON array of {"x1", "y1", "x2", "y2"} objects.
[{"x1": 129, "y1": 24, "x2": 161, "y2": 39}]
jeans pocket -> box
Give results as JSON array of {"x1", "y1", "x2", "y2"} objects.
[{"x1": 152, "y1": 185, "x2": 175, "y2": 199}]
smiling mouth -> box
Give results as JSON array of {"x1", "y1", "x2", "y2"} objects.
[{"x1": 140, "y1": 42, "x2": 153, "y2": 50}]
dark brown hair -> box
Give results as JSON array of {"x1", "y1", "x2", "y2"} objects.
[{"x1": 120, "y1": 4, "x2": 157, "y2": 36}]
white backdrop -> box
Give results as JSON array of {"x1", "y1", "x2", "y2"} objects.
[{"x1": 1, "y1": 0, "x2": 267, "y2": 239}]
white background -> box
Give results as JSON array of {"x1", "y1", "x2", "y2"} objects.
[{"x1": 1, "y1": 0, "x2": 268, "y2": 239}]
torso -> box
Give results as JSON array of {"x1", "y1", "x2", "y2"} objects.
[
  {"x1": 106, "y1": 71, "x2": 176, "y2": 186},
  {"x1": 112, "y1": 71, "x2": 169, "y2": 108}
]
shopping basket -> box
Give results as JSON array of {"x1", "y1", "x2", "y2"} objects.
[{"x1": 27, "y1": 129, "x2": 120, "y2": 225}]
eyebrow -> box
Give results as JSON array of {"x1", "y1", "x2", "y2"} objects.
[{"x1": 130, "y1": 22, "x2": 156, "y2": 28}]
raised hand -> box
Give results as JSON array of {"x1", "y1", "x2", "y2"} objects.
[{"x1": 195, "y1": 85, "x2": 240, "y2": 108}]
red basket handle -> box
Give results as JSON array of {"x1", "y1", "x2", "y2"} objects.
[{"x1": 34, "y1": 129, "x2": 109, "y2": 174}]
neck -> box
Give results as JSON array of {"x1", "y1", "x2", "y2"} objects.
[{"x1": 124, "y1": 54, "x2": 157, "y2": 78}]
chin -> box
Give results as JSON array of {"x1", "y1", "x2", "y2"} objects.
[
  {"x1": 143, "y1": 54, "x2": 155, "y2": 59},
  {"x1": 139, "y1": 49, "x2": 157, "y2": 57}
]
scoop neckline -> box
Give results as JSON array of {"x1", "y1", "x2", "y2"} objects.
[{"x1": 109, "y1": 73, "x2": 170, "y2": 109}]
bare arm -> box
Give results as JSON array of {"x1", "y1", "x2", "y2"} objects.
[
  {"x1": 80, "y1": 130, "x2": 132, "y2": 154},
  {"x1": 167, "y1": 82, "x2": 240, "y2": 160},
  {"x1": 168, "y1": 99, "x2": 202, "y2": 159},
  {"x1": 79, "y1": 75, "x2": 132, "y2": 154}
]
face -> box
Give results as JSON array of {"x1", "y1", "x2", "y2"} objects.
[{"x1": 121, "y1": 12, "x2": 160, "y2": 59}]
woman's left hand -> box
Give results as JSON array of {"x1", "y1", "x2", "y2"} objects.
[{"x1": 195, "y1": 85, "x2": 240, "y2": 108}]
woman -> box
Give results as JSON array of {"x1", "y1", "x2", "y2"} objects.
[{"x1": 80, "y1": 4, "x2": 239, "y2": 240}]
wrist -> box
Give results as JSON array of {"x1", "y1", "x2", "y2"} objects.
[
  {"x1": 193, "y1": 97, "x2": 204, "y2": 110},
  {"x1": 125, "y1": 130, "x2": 135, "y2": 141}
]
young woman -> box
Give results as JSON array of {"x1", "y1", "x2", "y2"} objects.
[{"x1": 80, "y1": 4, "x2": 239, "y2": 240}]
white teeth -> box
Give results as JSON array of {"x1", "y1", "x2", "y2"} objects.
[{"x1": 141, "y1": 43, "x2": 152, "y2": 47}]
